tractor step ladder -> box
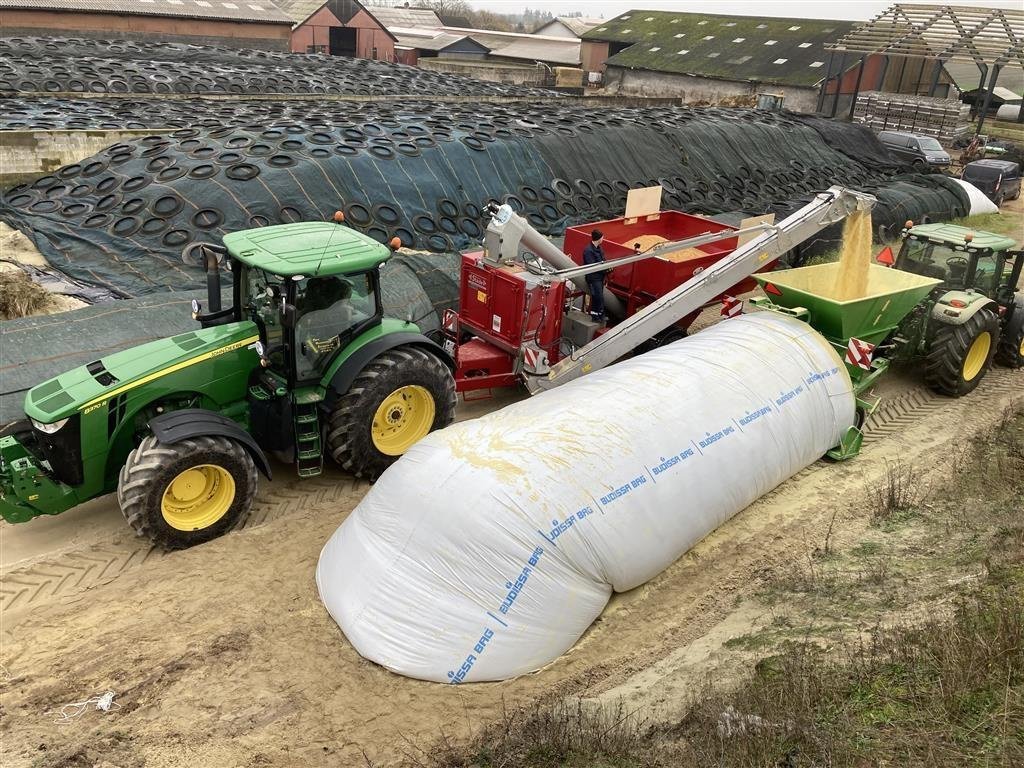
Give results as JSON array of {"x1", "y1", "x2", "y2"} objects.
[{"x1": 293, "y1": 399, "x2": 323, "y2": 477}]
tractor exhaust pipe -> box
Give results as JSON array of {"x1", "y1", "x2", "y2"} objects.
[{"x1": 201, "y1": 245, "x2": 222, "y2": 314}]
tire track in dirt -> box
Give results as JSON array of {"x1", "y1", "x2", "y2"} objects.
[
  {"x1": 0, "y1": 472, "x2": 369, "y2": 624},
  {"x1": 1, "y1": 371, "x2": 1019, "y2": 624}
]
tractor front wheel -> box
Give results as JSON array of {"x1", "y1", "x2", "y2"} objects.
[
  {"x1": 117, "y1": 435, "x2": 258, "y2": 549},
  {"x1": 924, "y1": 309, "x2": 1000, "y2": 396},
  {"x1": 995, "y1": 320, "x2": 1024, "y2": 368},
  {"x1": 327, "y1": 346, "x2": 457, "y2": 481}
]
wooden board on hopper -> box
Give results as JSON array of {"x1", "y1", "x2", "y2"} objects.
[{"x1": 625, "y1": 186, "x2": 663, "y2": 220}]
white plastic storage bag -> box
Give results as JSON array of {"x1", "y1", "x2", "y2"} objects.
[
  {"x1": 952, "y1": 178, "x2": 999, "y2": 216},
  {"x1": 317, "y1": 312, "x2": 855, "y2": 683}
]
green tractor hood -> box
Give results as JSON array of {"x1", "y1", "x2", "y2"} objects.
[{"x1": 24, "y1": 322, "x2": 261, "y2": 425}]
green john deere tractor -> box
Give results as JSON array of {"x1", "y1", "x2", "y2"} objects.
[
  {"x1": 892, "y1": 222, "x2": 1023, "y2": 394},
  {"x1": 0, "y1": 220, "x2": 457, "y2": 548}
]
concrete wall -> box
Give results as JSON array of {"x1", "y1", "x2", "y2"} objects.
[
  {"x1": 420, "y1": 58, "x2": 549, "y2": 86},
  {"x1": 0, "y1": 130, "x2": 162, "y2": 189},
  {"x1": 602, "y1": 67, "x2": 821, "y2": 113},
  {"x1": 0, "y1": 10, "x2": 291, "y2": 50}
]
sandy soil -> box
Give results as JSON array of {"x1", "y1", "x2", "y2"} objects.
[{"x1": 0, "y1": 365, "x2": 1020, "y2": 768}]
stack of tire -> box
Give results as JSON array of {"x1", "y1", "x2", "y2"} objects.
[
  {"x1": 0, "y1": 36, "x2": 554, "y2": 98},
  {"x1": 1, "y1": 102, "x2": 969, "y2": 298}
]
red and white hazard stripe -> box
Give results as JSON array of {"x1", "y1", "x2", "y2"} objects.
[
  {"x1": 845, "y1": 337, "x2": 876, "y2": 371},
  {"x1": 523, "y1": 346, "x2": 541, "y2": 369},
  {"x1": 442, "y1": 309, "x2": 459, "y2": 334},
  {"x1": 720, "y1": 295, "x2": 742, "y2": 318}
]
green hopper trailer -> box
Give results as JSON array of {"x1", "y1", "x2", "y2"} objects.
[
  {"x1": 752, "y1": 220, "x2": 1024, "y2": 461},
  {"x1": 752, "y1": 263, "x2": 941, "y2": 459}
]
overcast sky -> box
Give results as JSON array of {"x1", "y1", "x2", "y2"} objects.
[{"x1": 468, "y1": 0, "x2": 1022, "y2": 22}]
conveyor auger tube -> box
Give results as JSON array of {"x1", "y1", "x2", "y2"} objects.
[{"x1": 527, "y1": 186, "x2": 877, "y2": 394}]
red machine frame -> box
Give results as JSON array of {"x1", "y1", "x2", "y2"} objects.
[{"x1": 444, "y1": 209, "x2": 779, "y2": 393}]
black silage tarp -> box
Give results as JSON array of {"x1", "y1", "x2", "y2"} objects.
[{"x1": 1, "y1": 103, "x2": 970, "y2": 298}]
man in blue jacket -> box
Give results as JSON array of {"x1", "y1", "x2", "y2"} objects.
[{"x1": 582, "y1": 229, "x2": 608, "y2": 321}]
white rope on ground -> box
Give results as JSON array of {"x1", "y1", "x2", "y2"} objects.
[{"x1": 52, "y1": 691, "x2": 120, "y2": 725}]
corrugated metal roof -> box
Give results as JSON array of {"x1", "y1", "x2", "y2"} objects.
[
  {"x1": 0, "y1": 0, "x2": 292, "y2": 23},
  {"x1": 585, "y1": 10, "x2": 855, "y2": 88},
  {"x1": 371, "y1": 6, "x2": 442, "y2": 31},
  {"x1": 441, "y1": 26, "x2": 580, "y2": 65},
  {"x1": 944, "y1": 60, "x2": 1024, "y2": 97},
  {"x1": 276, "y1": 0, "x2": 326, "y2": 24},
  {"x1": 487, "y1": 37, "x2": 580, "y2": 65},
  {"x1": 392, "y1": 29, "x2": 485, "y2": 53},
  {"x1": 533, "y1": 16, "x2": 604, "y2": 38}
]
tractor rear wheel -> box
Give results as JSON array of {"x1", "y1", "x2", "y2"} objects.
[
  {"x1": 924, "y1": 309, "x2": 1000, "y2": 396},
  {"x1": 326, "y1": 346, "x2": 456, "y2": 481},
  {"x1": 117, "y1": 435, "x2": 257, "y2": 549},
  {"x1": 995, "y1": 320, "x2": 1024, "y2": 368}
]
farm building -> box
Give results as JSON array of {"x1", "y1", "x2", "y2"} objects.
[
  {"x1": 281, "y1": 0, "x2": 396, "y2": 58},
  {"x1": 389, "y1": 23, "x2": 582, "y2": 86},
  {"x1": 0, "y1": 0, "x2": 293, "y2": 49},
  {"x1": 370, "y1": 5, "x2": 442, "y2": 32},
  {"x1": 532, "y1": 16, "x2": 604, "y2": 39},
  {"x1": 580, "y1": 10, "x2": 951, "y2": 113}
]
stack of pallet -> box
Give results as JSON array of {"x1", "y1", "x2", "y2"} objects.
[{"x1": 853, "y1": 92, "x2": 972, "y2": 144}]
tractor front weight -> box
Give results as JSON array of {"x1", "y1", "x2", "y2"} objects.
[{"x1": 0, "y1": 435, "x2": 79, "y2": 523}]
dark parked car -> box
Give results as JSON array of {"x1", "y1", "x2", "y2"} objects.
[
  {"x1": 878, "y1": 130, "x2": 952, "y2": 170},
  {"x1": 961, "y1": 159, "x2": 1022, "y2": 206}
]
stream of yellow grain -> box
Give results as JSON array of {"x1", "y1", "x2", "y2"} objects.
[{"x1": 832, "y1": 209, "x2": 872, "y2": 301}]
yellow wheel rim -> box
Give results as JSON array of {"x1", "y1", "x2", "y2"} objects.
[
  {"x1": 962, "y1": 331, "x2": 991, "y2": 382},
  {"x1": 161, "y1": 464, "x2": 235, "y2": 531},
  {"x1": 1019, "y1": 337, "x2": 1024, "y2": 357},
  {"x1": 371, "y1": 385, "x2": 435, "y2": 456}
]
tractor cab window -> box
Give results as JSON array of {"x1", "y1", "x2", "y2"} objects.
[
  {"x1": 899, "y1": 239, "x2": 970, "y2": 288},
  {"x1": 972, "y1": 251, "x2": 999, "y2": 294},
  {"x1": 242, "y1": 268, "x2": 287, "y2": 368},
  {"x1": 293, "y1": 273, "x2": 376, "y2": 381}
]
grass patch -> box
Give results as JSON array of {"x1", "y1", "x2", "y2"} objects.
[
  {"x1": 678, "y1": 588, "x2": 1024, "y2": 767},
  {"x1": 868, "y1": 458, "x2": 927, "y2": 527},
  {"x1": 850, "y1": 541, "x2": 882, "y2": 557},
  {"x1": 401, "y1": 699, "x2": 661, "y2": 768},
  {"x1": 950, "y1": 212, "x2": 1024, "y2": 241}
]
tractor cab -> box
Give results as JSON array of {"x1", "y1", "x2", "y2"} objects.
[
  {"x1": 213, "y1": 222, "x2": 392, "y2": 387},
  {"x1": 895, "y1": 223, "x2": 1020, "y2": 301}
]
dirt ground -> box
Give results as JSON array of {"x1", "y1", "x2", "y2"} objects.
[{"x1": 0, "y1": 362, "x2": 1020, "y2": 768}]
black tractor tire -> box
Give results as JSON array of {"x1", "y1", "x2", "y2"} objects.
[
  {"x1": 924, "y1": 308, "x2": 1001, "y2": 397},
  {"x1": 117, "y1": 434, "x2": 258, "y2": 549},
  {"x1": 326, "y1": 346, "x2": 456, "y2": 481},
  {"x1": 995, "y1": 318, "x2": 1024, "y2": 368}
]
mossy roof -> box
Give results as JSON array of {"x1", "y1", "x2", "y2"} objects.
[{"x1": 583, "y1": 10, "x2": 857, "y2": 88}]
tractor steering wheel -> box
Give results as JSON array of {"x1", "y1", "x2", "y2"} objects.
[{"x1": 945, "y1": 256, "x2": 968, "y2": 271}]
